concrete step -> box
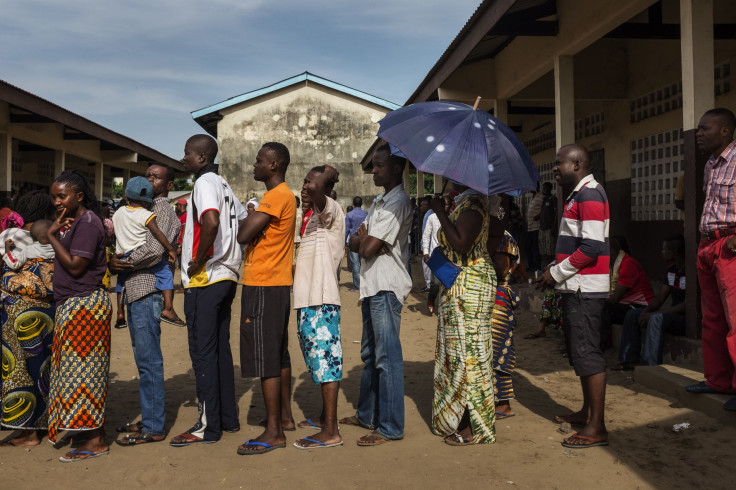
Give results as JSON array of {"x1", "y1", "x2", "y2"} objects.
[{"x1": 634, "y1": 364, "x2": 736, "y2": 425}]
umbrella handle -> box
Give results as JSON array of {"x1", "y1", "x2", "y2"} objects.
[
  {"x1": 441, "y1": 179, "x2": 449, "y2": 194},
  {"x1": 472, "y1": 96, "x2": 481, "y2": 111}
]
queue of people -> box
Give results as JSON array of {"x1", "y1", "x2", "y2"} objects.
[{"x1": 1, "y1": 107, "x2": 734, "y2": 463}]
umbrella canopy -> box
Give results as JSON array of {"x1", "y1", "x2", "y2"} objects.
[{"x1": 377, "y1": 100, "x2": 539, "y2": 196}]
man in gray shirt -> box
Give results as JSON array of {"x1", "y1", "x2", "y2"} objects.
[{"x1": 341, "y1": 144, "x2": 412, "y2": 446}]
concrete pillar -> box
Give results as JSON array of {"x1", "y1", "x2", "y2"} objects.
[
  {"x1": 95, "y1": 162, "x2": 104, "y2": 199},
  {"x1": 416, "y1": 170, "x2": 425, "y2": 197},
  {"x1": 123, "y1": 168, "x2": 130, "y2": 195},
  {"x1": 494, "y1": 98, "x2": 508, "y2": 124},
  {"x1": 403, "y1": 164, "x2": 411, "y2": 196},
  {"x1": 54, "y1": 150, "x2": 65, "y2": 178},
  {"x1": 433, "y1": 173, "x2": 444, "y2": 195},
  {"x1": 554, "y1": 55, "x2": 575, "y2": 148},
  {"x1": 0, "y1": 132, "x2": 11, "y2": 192},
  {"x1": 680, "y1": 0, "x2": 714, "y2": 130}
]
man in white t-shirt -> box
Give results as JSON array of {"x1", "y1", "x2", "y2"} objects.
[
  {"x1": 292, "y1": 165, "x2": 344, "y2": 449},
  {"x1": 170, "y1": 134, "x2": 246, "y2": 447}
]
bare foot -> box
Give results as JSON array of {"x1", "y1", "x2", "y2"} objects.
[
  {"x1": 553, "y1": 412, "x2": 588, "y2": 427},
  {"x1": 1, "y1": 430, "x2": 42, "y2": 447}
]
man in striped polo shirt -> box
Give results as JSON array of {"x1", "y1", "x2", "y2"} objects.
[{"x1": 537, "y1": 143, "x2": 610, "y2": 449}]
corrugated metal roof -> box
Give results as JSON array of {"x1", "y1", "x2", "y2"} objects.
[{"x1": 191, "y1": 71, "x2": 401, "y2": 120}]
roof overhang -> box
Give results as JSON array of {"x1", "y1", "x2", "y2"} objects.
[{"x1": 0, "y1": 79, "x2": 184, "y2": 171}]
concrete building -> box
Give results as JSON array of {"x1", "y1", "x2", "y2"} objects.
[
  {"x1": 191, "y1": 72, "x2": 400, "y2": 208},
  {"x1": 361, "y1": 0, "x2": 736, "y2": 338},
  {"x1": 0, "y1": 80, "x2": 182, "y2": 200}
]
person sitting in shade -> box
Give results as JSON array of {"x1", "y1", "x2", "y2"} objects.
[
  {"x1": 615, "y1": 235, "x2": 686, "y2": 370},
  {"x1": 603, "y1": 236, "x2": 653, "y2": 349}
]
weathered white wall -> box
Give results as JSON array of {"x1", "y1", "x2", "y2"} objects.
[{"x1": 217, "y1": 83, "x2": 392, "y2": 208}]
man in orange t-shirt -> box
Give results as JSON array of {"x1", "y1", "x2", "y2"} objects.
[{"x1": 236, "y1": 142, "x2": 296, "y2": 455}]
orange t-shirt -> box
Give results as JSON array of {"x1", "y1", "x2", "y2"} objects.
[{"x1": 241, "y1": 182, "x2": 296, "y2": 286}]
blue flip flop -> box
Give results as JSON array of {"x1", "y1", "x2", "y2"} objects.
[
  {"x1": 495, "y1": 411, "x2": 515, "y2": 419},
  {"x1": 59, "y1": 449, "x2": 109, "y2": 463},
  {"x1": 293, "y1": 437, "x2": 344, "y2": 450},
  {"x1": 297, "y1": 419, "x2": 323, "y2": 429},
  {"x1": 237, "y1": 439, "x2": 286, "y2": 455}
]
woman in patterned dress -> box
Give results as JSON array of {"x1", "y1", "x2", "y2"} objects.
[
  {"x1": 0, "y1": 191, "x2": 56, "y2": 447},
  {"x1": 429, "y1": 186, "x2": 496, "y2": 445},
  {"x1": 46, "y1": 170, "x2": 112, "y2": 463}
]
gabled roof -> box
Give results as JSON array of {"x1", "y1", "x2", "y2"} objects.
[{"x1": 191, "y1": 72, "x2": 401, "y2": 136}]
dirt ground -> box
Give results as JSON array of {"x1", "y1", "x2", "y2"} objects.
[{"x1": 1, "y1": 258, "x2": 734, "y2": 489}]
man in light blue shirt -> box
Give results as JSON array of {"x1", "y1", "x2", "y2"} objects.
[{"x1": 345, "y1": 196, "x2": 368, "y2": 290}]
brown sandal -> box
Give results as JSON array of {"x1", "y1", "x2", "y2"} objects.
[
  {"x1": 338, "y1": 415, "x2": 364, "y2": 427},
  {"x1": 116, "y1": 431, "x2": 166, "y2": 446}
]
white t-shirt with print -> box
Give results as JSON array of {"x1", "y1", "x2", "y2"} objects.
[{"x1": 181, "y1": 172, "x2": 246, "y2": 288}]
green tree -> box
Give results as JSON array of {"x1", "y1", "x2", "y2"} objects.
[{"x1": 173, "y1": 178, "x2": 193, "y2": 191}]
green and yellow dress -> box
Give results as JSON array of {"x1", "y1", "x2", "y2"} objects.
[{"x1": 431, "y1": 192, "x2": 497, "y2": 444}]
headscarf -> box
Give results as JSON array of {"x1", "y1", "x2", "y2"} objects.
[
  {"x1": 0, "y1": 212, "x2": 24, "y2": 232},
  {"x1": 245, "y1": 198, "x2": 259, "y2": 218}
]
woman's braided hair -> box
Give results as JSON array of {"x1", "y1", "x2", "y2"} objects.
[
  {"x1": 53, "y1": 169, "x2": 102, "y2": 222},
  {"x1": 14, "y1": 190, "x2": 55, "y2": 224}
]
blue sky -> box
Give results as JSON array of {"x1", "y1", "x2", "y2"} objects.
[{"x1": 1, "y1": 0, "x2": 481, "y2": 159}]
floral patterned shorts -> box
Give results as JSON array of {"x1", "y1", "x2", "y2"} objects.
[{"x1": 297, "y1": 304, "x2": 342, "y2": 384}]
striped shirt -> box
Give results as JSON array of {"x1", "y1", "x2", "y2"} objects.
[
  {"x1": 699, "y1": 140, "x2": 736, "y2": 233},
  {"x1": 550, "y1": 174, "x2": 610, "y2": 298}
]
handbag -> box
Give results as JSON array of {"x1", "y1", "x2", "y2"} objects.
[{"x1": 426, "y1": 248, "x2": 463, "y2": 289}]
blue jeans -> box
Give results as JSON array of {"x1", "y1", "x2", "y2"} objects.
[
  {"x1": 349, "y1": 250, "x2": 361, "y2": 289},
  {"x1": 117, "y1": 250, "x2": 173, "y2": 293},
  {"x1": 357, "y1": 291, "x2": 404, "y2": 439},
  {"x1": 127, "y1": 292, "x2": 165, "y2": 435},
  {"x1": 619, "y1": 308, "x2": 686, "y2": 365}
]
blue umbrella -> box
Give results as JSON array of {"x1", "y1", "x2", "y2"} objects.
[{"x1": 377, "y1": 99, "x2": 539, "y2": 196}]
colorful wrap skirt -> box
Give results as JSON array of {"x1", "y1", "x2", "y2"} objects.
[
  {"x1": 47, "y1": 288, "x2": 112, "y2": 442},
  {"x1": 432, "y1": 261, "x2": 497, "y2": 444},
  {"x1": 491, "y1": 283, "x2": 520, "y2": 401},
  {"x1": 1, "y1": 258, "x2": 56, "y2": 430}
]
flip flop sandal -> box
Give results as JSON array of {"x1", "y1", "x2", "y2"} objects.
[
  {"x1": 223, "y1": 427, "x2": 241, "y2": 433},
  {"x1": 114, "y1": 318, "x2": 127, "y2": 329},
  {"x1": 495, "y1": 411, "x2": 516, "y2": 419},
  {"x1": 169, "y1": 432, "x2": 217, "y2": 447},
  {"x1": 59, "y1": 449, "x2": 109, "y2": 463},
  {"x1": 293, "y1": 437, "x2": 343, "y2": 450},
  {"x1": 161, "y1": 316, "x2": 187, "y2": 327},
  {"x1": 237, "y1": 439, "x2": 286, "y2": 455},
  {"x1": 116, "y1": 431, "x2": 165, "y2": 446},
  {"x1": 357, "y1": 431, "x2": 390, "y2": 446},
  {"x1": 561, "y1": 433, "x2": 610, "y2": 448},
  {"x1": 116, "y1": 421, "x2": 144, "y2": 433},
  {"x1": 443, "y1": 433, "x2": 474, "y2": 446},
  {"x1": 297, "y1": 419, "x2": 323, "y2": 429}
]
